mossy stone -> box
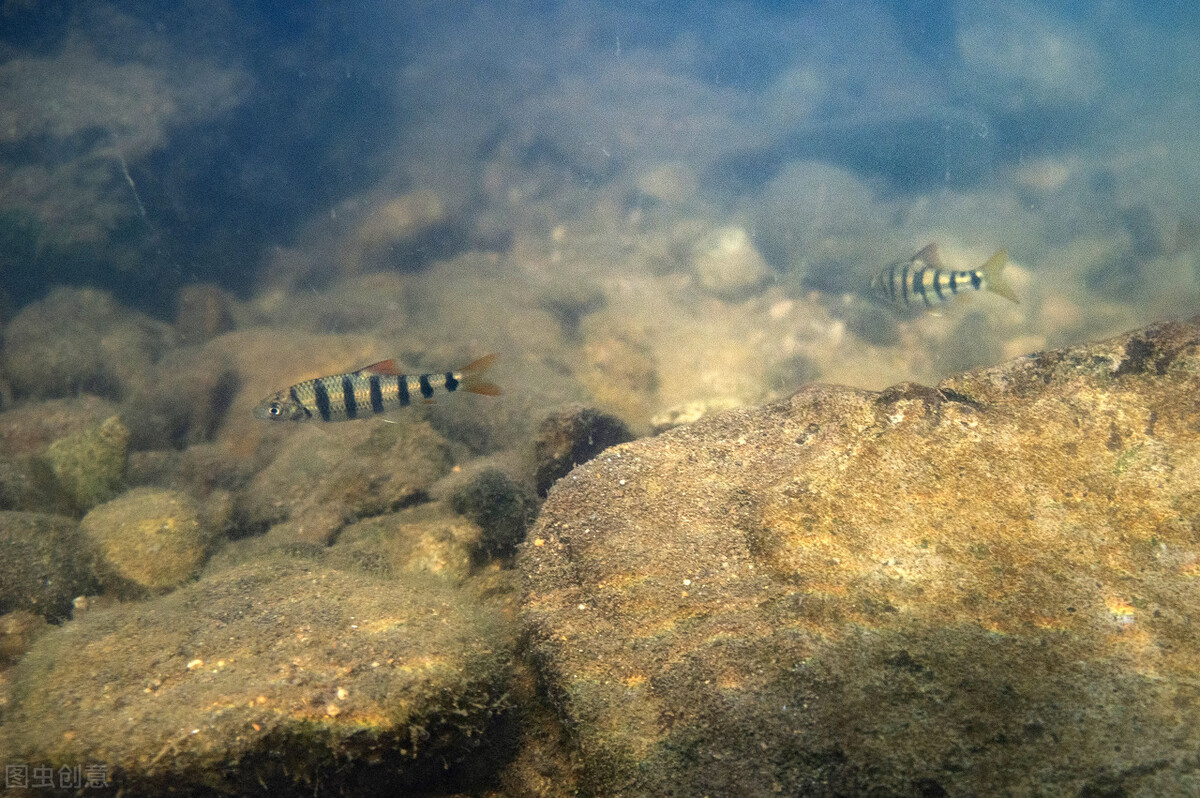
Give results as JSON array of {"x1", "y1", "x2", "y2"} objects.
[
  {"x1": 79, "y1": 487, "x2": 212, "y2": 595},
  {"x1": 42, "y1": 415, "x2": 129, "y2": 512},
  {"x1": 0, "y1": 555, "x2": 514, "y2": 794}
]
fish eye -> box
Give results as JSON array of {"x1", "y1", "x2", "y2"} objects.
[{"x1": 269, "y1": 403, "x2": 282, "y2": 416}]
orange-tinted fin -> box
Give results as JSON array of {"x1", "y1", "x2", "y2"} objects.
[
  {"x1": 913, "y1": 242, "x2": 943, "y2": 268},
  {"x1": 461, "y1": 353, "x2": 496, "y2": 374},
  {"x1": 360, "y1": 359, "x2": 403, "y2": 376},
  {"x1": 465, "y1": 380, "x2": 502, "y2": 396},
  {"x1": 460, "y1": 353, "x2": 502, "y2": 396}
]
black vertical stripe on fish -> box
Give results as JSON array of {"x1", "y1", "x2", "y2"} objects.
[
  {"x1": 313, "y1": 380, "x2": 332, "y2": 422},
  {"x1": 933, "y1": 270, "x2": 946, "y2": 301},
  {"x1": 913, "y1": 268, "x2": 929, "y2": 306},
  {"x1": 342, "y1": 375, "x2": 358, "y2": 419},
  {"x1": 871, "y1": 245, "x2": 1017, "y2": 312},
  {"x1": 369, "y1": 375, "x2": 384, "y2": 414},
  {"x1": 289, "y1": 386, "x2": 311, "y2": 419},
  {"x1": 254, "y1": 354, "x2": 499, "y2": 422}
]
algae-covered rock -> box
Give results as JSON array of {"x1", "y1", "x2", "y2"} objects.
[
  {"x1": 121, "y1": 345, "x2": 239, "y2": 450},
  {"x1": 0, "y1": 397, "x2": 122, "y2": 514},
  {"x1": 125, "y1": 442, "x2": 256, "y2": 499},
  {"x1": 341, "y1": 189, "x2": 448, "y2": 275},
  {"x1": 577, "y1": 326, "x2": 660, "y2": 422},
  {"x1": 0, "y1": 555, "x2": 515, "y2": 795},
  {"x1": 0, "y1": 396, "x2": 122, "y2": 458},
  {"x1": 0, "y1": 511, "x2": 101, "y2": 621},
  {"x1": 41, "y1": 414, "x2": 129, "y2": 512},
  {"x1": 449, "y1": 468, "x2": 537, "y2": 561},
  {"x1": 327, "y1": 503, "x2": 482, "y2": 582},
  {"x1": 521, "y1": 316, "x2": 1200, "y2": 796},
  {"x1": 532, "y1": 405, "x2": 634, "y2": 497},
  {"x1": 0, "y1": 609, "x2": 49, "y2": 666},
  {"x1": 1, "y1": 287, "x2": 172, "y2": 400},
  {"x1": 79, "y1": 487, "x2": 216, "y2": 596},
  {"x1": 175, "y1": 283, "x2": 236, "y2": 344},
  {"x1": 649, "y1": 396, "x2": 743, "y2": 433},
  {"x1": 238, "y1": 416, "x2": 453, "y2": 545}
]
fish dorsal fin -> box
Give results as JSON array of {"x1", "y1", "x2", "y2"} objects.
[
  {"x1": 913, "y1": 243, "x2": 942, "y2": 268},
  {"x1": 359, "y1": 359, "x2": 403, "y2": 376}
]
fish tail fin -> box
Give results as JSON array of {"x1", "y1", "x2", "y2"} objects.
[
  {"x1": 460, "y1": 353, "x2": 501, "y2": 396},
  {"x1": 981, "y1": 249, "x2": 1018, "y2": 304}
]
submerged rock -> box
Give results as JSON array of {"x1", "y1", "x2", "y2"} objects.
[
  {"x1": 328, "y1": 503, "x2": 482, "y2": 582},
  {"x1": 79, "y1": 487, "x2": 219, "y2": 596},
  {"x1": 449, "y1": 468, "x2": 537, "y2": 562},
  {"x1": 532, "y1": 406, "x2": 634, "y2": 498},
  {"x1": 0, "y1": 397, "x2": 122, "y2": 514},
  {"x1": 0, "y1": 287, "x2": 173, "y2": 400},
  {"x1": 578, "y1": 327, "x2": 660, "y2": 423},
  {"x1": 650, "y1": 396, "x2": 744, "y2": 433},
  {"x1": 237, "y1": 416, "x2": 452, "y2": 545},
  {"x1": 342, "y1": 190, "x2": 449, "y2": 275},
  {"x1": 41, "y1": 414, "x2": 129, "y2": 512},
  {"x1": 175, "y1": 283, "x2": 236, "y2": 344},
  {"x1": 0, "y1": 555, "x2": 515, "y2": 795},
  {"x1": 521, "y1": 316, "x2": 1200, "y2": 796},
  {"x1": 121, "y1": 345, "x2": 240, "y2": 450},
  {"x1": 690, "y1": 225, "x2": 772, "y2": 301},
  {"x1": 0, "y1": 609, "x2": 48, "y2": 667},
  {"x1": 0, "y1": 511, "x2": 100, "y2": 622}
]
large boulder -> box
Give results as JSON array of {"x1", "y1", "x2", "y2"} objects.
[
  {"x1": 521, "y1": 316, "x2": 1200, "y2": 796},
  {"x1": 1, "y1": 555, "x2": 515, "y2": 795}
]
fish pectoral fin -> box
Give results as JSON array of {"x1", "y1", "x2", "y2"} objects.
[
  {"x1": 913, "y1": 242, "x2": 943, "y2": 268},
  {"x1": 359, "y1": 359, "x2": 403, "y2": 376}
]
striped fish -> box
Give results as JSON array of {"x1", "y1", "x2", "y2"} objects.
[
  {"x1": 871, "y1": 243, "x2": 1018, "y2": 309},
  {"x1": 253, "y1": 354, "x2": 499, "y2": 422}
]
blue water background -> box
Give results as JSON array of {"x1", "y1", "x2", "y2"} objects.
[{"x1": 1, "y1": 0, "x2": 1198, "y2": 353}]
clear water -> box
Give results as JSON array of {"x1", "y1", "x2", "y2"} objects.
[{"x1": 1, "y1": 0, "x2": 1198, "y2": 791}]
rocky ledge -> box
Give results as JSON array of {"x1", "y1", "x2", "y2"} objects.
[{"x1": 521, "y1": 315, "x2": 1200, "y2": 796}]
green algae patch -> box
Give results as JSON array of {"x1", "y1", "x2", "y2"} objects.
[
  {"x1": 42, "y1": 414, "x2": 129, "y2": 512},
  {"x1": 0, "y1": 555, "x2": 515, "y2": 795},
  {"x1": 79, "y1": 487, "x2": 214, "y2": 596}
]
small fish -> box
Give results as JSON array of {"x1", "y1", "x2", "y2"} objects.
[
  {"x1": 871, "y1": 243, "x2": 1018, "y2": 309},
  {"x1": 254, "y1": 354, "x2": 500, "y2": 422}
]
